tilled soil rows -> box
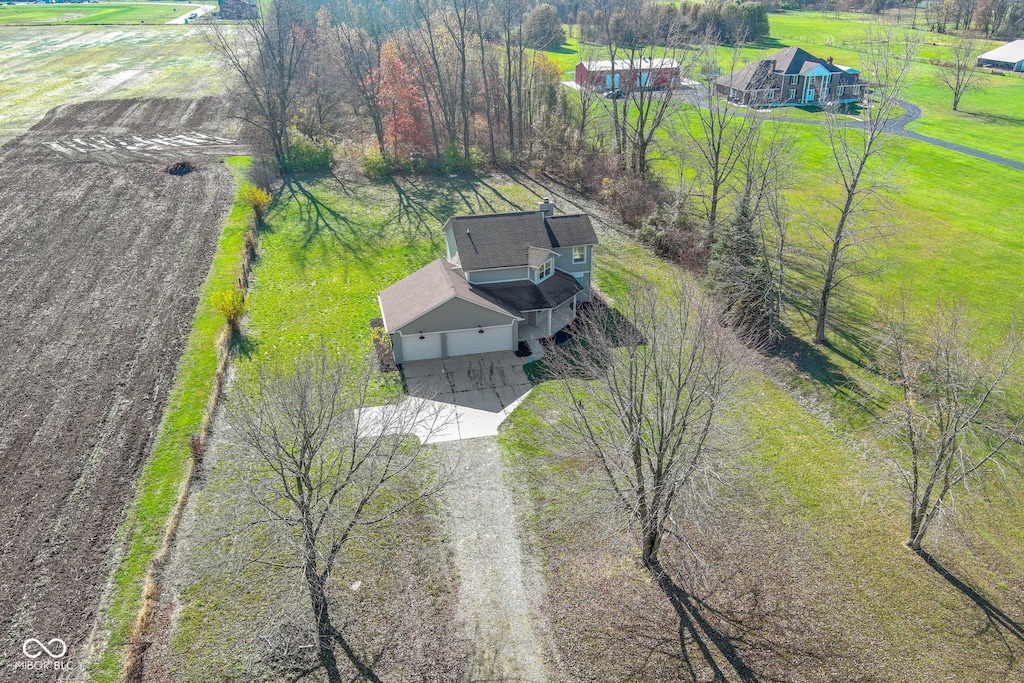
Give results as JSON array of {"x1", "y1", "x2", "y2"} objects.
[{"x1": 0, "y1": 97, "x2": 239, "y2": 681}]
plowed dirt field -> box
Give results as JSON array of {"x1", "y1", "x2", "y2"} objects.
[{"x1": 0, "y1": 97, "x2": 240, "y2": 680}]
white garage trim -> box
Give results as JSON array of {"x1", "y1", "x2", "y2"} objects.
[
  {"x1": 400, "y1": 332, "x2": 442, "y2": 362},
  {"x1": 445, "y1": 324, "x2": 514, "y2": 357}
]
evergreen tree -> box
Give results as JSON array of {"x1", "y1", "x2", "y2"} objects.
[{"x1": 707, "y1": 193, "x2": 775, "y2": 344}]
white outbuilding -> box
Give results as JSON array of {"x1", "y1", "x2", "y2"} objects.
[{"x1": 976, "y1": 40, "x2": 1024, "y2": 72}]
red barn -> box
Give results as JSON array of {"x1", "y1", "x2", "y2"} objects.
[{"x1": 574, "y1": 57, "x2": 679, "y2": 92}]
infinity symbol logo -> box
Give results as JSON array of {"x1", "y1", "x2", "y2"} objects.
[{"x1": 22, "y1": 638, "x2": 67, "y2": 659}]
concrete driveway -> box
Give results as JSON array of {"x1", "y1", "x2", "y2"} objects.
[
  {"x1": 403, "y1": 353, "x2": 532, "y2": 412},
  {"x1": 399, "y1": 353, "x2": 533, "y2": 442}
]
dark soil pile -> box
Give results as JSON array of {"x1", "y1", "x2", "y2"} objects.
[{"x1": 166, "y1": 160, "x2": 195, "y2": 175}]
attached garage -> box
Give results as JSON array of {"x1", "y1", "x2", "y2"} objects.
[
  {"x1": 379, "y1": 260, "x2": 523, "y2": 365},
  {"x1": 446, "y1": 325, "x2": 515, "y2": 357},
  {"x1": 399, "y1": 332, "x2": 442, "y2": 362}
]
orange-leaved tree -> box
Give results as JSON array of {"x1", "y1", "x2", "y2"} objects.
[{"x1": 373, "y1": 42, "x2": 431, "y2": 161}]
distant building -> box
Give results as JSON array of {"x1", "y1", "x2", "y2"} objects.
[
  {"x1": 216, "y1": 0, "x2": 256, "y2": 20},
  {"x1": 976, "y1": 40, "x2": 1024, "y2": 72},
  {"x1": 574, "y1": 57, "x2": 679, "y2": 92},
  {"x1": 715, "y1": 46, "x2": 864, "y2": 108}
]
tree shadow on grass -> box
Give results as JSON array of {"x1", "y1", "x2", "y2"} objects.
[
  {"x1": 651, "y1": 564, "x2": 763, "y2": 683},
  {"x1": 770, "y1": 328, "x2": 869, "y2": 396},
  {"x1": 546, "y1": 41, "x2": 577, "y2": 56},
  {"x1": 384, "y1": 172, "x2": 534, "y2": 249},
  {"x1": 283, "y1": 178, "x2": 374, "y2": 259},
  {"x1": 916, "y1": 549, "x2": 1024, "y2": 656},
  {"x1": 385, "y1": 176, "x2": 458, "y2": 247},
  {"x1": 502, "y1": 169, "x2": 586, "y2": 212},
  {"x1": 751, "y1": 36, "x2": 788, "y2": 49},
  {"x1": 960, "y1": 109, "x2": 1024, "y2": 127}
]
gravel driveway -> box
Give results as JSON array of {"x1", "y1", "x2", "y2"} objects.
[{"x1": 442, "y1": 437, "x2": 551, "y2": 682}]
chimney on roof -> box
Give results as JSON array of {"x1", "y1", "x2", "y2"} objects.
[{"x1": 538, "y1": 198, "x2": 555, "y2": 218}]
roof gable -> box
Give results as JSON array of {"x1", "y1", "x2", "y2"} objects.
[
  {"x1": 378, "y1": 259, "x2": 520, "y2": 332},
  {"x1": 447, "y1": 211, "x2": 598, "y2": 271},
  {"x1": 801, "y1": 62, "x2": 833, "y2": 76}
]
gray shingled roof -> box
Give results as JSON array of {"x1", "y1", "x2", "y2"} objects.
[
  {"x1": 477, "y1": 270, "x2": 582, "y2": 312},
  {"x1": 527, "y1": 246, "x2": 554, "y2": 268},
  {"x1": 715, "y1": 59, "x2": 774, "y2": 91},
  {"x1": 715, "y1": 46, "x2": 844, "y2": 91},
  {"x1": 447, "y1": 211, "x2": 598, "y2": 271},
  {"x1": 378, "y1": 259, "x2": 520, "y2": 332}
]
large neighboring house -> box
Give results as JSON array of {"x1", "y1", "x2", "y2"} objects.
[
  {"x1": 714, "y1": 46, "x2": 864, "y2": 107},
  {"x1": 378, "y1": 201, "x2": 598, "y2": 364},
  {"x1": 976, "y1": 40, "x2": 1024, "y2": 71},
  {"x1": 575, "y1": 57, "x2": 679, "y2": 92}
]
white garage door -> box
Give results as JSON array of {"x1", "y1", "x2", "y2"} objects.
[
  {"x1": 401, "y1": 332, "x2": 442, "y2": 362},
  {"x1": 446, "y1": 325, "x2": 513, "y2": 357}
]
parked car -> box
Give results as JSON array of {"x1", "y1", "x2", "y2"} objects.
[{"x1": 604, "y1": 89, "x2": 625, "y2": 99}]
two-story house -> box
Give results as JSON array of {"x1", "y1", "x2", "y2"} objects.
[
  {"x1": 378, "y1": 201, "x2": 598, "y2": 363},
  {"x1": 714, "y1": 46, "x2": 864, "y2": 108}
]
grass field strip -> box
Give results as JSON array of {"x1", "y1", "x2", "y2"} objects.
[{"x1": 43, "y1": 131, "x2": 236, "y2": 156}]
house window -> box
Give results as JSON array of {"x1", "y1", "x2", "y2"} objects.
[
  {"x1": 788, "y1": 89, "x2": 797, "y2": 100},
  {"x1": 767, "y1": 89, "x2": 776, "y2": 101},
  {"x1": 789, "y1": 75, "x2": 798, "y2": 85},
  {"x1": 572, "y1": 245, "x2": 586, "y2": 263},
  {"x1": 538, "y1": 259, "x2": 553, "y2": 280}
]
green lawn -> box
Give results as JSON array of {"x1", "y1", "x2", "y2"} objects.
[
  {"x1": 531, "y1": 16, "x2": 1024, "y2": 673},
  {"x1": 905, "y1": 64, "x2": 1024, "y2": 162},
  {"x1": 0, "y1": 2, "x2": 201, "y2": 25},
  {"x1": 779, "y1": 128, "x2": 1024, "y2": 351}
]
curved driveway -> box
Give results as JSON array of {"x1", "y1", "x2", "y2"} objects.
[{"x1": 761, "y1": 98, "x2": 1024, "y2": 171}]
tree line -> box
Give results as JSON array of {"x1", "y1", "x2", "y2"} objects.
[
  {"x1": 205, "y1": 0, "x2": 771, "y2": 178},
  {"x1": 578, "y1": 1, "x2": 770, "y2": 46}
]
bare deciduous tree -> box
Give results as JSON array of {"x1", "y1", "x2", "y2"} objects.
[
  {"x1": 812, "y1": 25, "x2": 918, "y2": 345},
  {"x1": 587, "y1": 1, "x2": 692, "y2": 177},
  {"x1": 544, "y1": 283, "x2": 740, "y2": 570},
  {"x1": 937, "y1": 33, "x2": 986, "y2": 111},
  {"x1": 203, "y1": 0, "x2": 312, "y2": 170},
  {"x1": 227, "y1": 352, "x2": 449, "y2": 683},
  {"x1": 292, "y1": 8, "x2": 347, "y2": 142},
  {"x1": 876, "y1": 299, "x2": 1024, "y2": 552},
  {"x1": 327, "y1": 5, "x2": 391, "y2": 157},
  {"x1": 681, "y1": 42, "x2": 762, "y2": 245}
]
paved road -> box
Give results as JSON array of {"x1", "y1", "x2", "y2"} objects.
[{"x1": 760, "y1": 97, "x2": 1024, "y2": 171}]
